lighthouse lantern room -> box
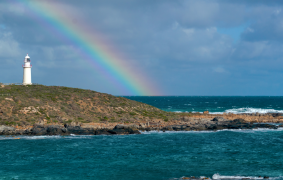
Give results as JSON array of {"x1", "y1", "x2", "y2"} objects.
[{"x1": 23, "y1": 54, "x2": 32, "y2": 85}]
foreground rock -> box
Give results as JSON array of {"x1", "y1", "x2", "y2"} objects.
[
  {"x1": 0, "y1": 117, "x2": 281, "y2": 136},
  {"x1": 159, "y1": 118, "x2": 279, "y2": 132},
  {"x1": 0, "y1": 124, "x2": 141, "y2": 136}
]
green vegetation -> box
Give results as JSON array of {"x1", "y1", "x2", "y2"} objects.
[{"x1": 0, "y1": 84, "x2": 178, "y2": 126}]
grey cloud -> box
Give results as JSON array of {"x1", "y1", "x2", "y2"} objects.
[{"x1": 0, "y1": 0, "x2": 283, "y2": 95}]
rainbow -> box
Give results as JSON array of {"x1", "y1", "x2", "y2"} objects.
[{"x1": 15, "y1": 0, "x2": 160, "y2": 95}]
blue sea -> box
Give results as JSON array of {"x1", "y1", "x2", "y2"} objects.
[
  {"x1": 125, "y1": 96, "x2": 283, "y2": 114},
  {"x1": 1, "y1": 96, "x2": 283, "y2": 180}
]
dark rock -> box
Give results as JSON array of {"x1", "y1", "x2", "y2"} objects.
[
  {"x1": 61, "y1": 128, "x2": 67, "y2": 133},
  {"x1": 207, "y1": 125, "x2": 218, "y2": 130},
  {"x1": 46, "y1": 125, "x2": 64, "y2": 135},
  {"x1": 184, "y1": 127, "x2": 192, "y2": 131},
  {"x1": 95, "y1": 130, "x2": 111, "y2": 135},
  {"x1": 108, "y1": 129, "x2": 126, "y2": 134},
  {"x1": 114, "y1": 124, "x2": 127, "y2": 129},
  {"x1": 162, "y1": 126, "x2": 173, "y2": 131},
  {"x1": 172, "y1": 125, "x2": 182, "y2": 130},
  {"x1": 67, "y1": 126, "x2": 95, "y2": 135},
  {"x1": 127, "y1": 128, "x2": 141, "y2": 134},
  {"x1": 32, "y1": 129, "x2": 46, "y2": 135},
  {"x1": 194, "y1": 125, "x2": 207, "y2": 131},
  {"x1": 267, "y1": 113, "x2": 283, "y2": 117},
  {"x1": 109, "y1": 127, "x2": 141, "y2": 135},
  {"x1": 232, "y1": 119, "x2": 247, "y2": 124},
  {"x1": 15, "y1": 130, "x2": 24, "y2": 135},
  {"x1": 212, "y1": 117, "x2": 226, "y2": 121},
  {"x1": 258, "y1": 124, "x2": 277, "y2": 129},
  {"x1": 29, "y1": 125, "x2": 48, "y2": 135},
  {"x1": 23, "y1": 128, "x2": 32, "y2": 135}
]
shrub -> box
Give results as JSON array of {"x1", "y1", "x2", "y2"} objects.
[{"x1": 116, "y1": 111, "x2": 126, "y2": 114}]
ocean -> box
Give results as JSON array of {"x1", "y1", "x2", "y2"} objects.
[
  {"x1": 1, "y1": 96, "x2": 283, "y2": 180},
  {"x1": 124, "y1": 96, "x2": 283, "y2": 114}
]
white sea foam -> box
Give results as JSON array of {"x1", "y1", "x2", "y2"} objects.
[
  {"x1": 140, "y1": 128, "x2": 283, "y2": 135},
  {"x1": 140, "y1": 130, "x2": 216, "y2": 134},
  {"x1": 213, "y1": 173, "x2": 263, "y2": 179},
  {"x1": 173, "y1": 107, "x2": 283, "y2": 114},
  {"x1": 217, "y1": 127, "x2": 283, "y2": 133},
  {"x1": 174, "y1": 174, "x2": 283, "y2": 180},
  {"x1": 1, "y1": 128, "x2": 283, "y2": 140},
  {"x1": 0, "y1": 135, "x2": 96, "y2": 140},
  {"x1": 209, "y1": 107, "x2": 283, "y2": 114},
  {"x1": 0, "y1": 135, "x2": 62, "y2": 140},
  {"x1": 212, "y1": 173, "x2": 283, "y2": 180}
]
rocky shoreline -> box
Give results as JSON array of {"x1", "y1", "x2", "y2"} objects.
[{"x1": 1, "y1": 115, "x2": 282, "y2": 136}]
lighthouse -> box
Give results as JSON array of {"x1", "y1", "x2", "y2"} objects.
[{"x1": 22, "y1": 54, "x2": 32, "y2": 85}]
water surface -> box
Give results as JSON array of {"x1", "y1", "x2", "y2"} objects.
[{"x1": 1, "y1": 129, "x2": 283, "y2": 180}]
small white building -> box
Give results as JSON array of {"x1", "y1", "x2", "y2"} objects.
[{"x1": 23, "y1": 54, "x2": 32, "y2": 85}]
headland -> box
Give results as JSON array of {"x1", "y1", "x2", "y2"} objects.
[{"x1": 0, "y1": 84, "x2": 282, "y2": 136}]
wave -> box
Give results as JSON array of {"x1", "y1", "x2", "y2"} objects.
[
  {"x1": 140, "y1": 128, "x2": 283, "y2": 134},
  {"x1": 171, "y1": 108, "x2": 283, "y2": 114},
  {"x1": 0, "y1": 135, "x2": 96, "y2": 140},
  {"x1": 210, "y1": 108, "x2": 283, "y2": 114},
  {"x1": 212, "y1": 173, "x2": 282, "y2": 180},
  {"x1": 2, "y1": 128, "x2": 283, "y2": 140},
  {"x1": 173, "y1": 174, "x2": 283, "y2": 180}
]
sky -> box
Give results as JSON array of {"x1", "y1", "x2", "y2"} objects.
[{"x1": 0, "y1": 0, "x2": 283, "y2": 96}]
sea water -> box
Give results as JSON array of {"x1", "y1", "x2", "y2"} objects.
[
  {"x1": 124, "y1": 96, "x2": 283, "y2": 114},
  {"x1": 1, "y1": 130, "x2": 283, "y2": 179},
  {"x1": 2, "y1": 96, "x2": 283, "y2": 179}
]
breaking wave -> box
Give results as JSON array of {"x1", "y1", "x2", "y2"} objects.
[
  {"x1": 212, "y1": 173, "x2": 283, "y2": 180},
  {"x1": 209, "y1": 108, "x2": 283, "y2": 114},
  {"x1": 173, "y1": 174, "x2": 283, "y2": 180}
]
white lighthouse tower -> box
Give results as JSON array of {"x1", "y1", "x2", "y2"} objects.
[{"x1": 22, "y1": 54, "x2": 32, "y2": 85}]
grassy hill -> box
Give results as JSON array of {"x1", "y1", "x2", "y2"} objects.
[{"x1": 0, "y1": 84, "x2": 178, "y2": 127}]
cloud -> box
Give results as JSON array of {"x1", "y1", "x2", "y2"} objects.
[
  {"x1": 0, "y1": 0, "x2": 283, "y2": 95},
  {"x1": 0, "y1": 31, "x2": 22, "y2": 60}
]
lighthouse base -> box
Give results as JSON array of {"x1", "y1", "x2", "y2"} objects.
[{"x1": 23, "y1": 67, "x2": 32, "y2": 85}]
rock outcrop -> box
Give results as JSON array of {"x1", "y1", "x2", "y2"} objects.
[
  {"x1": 0, "y1": 125, "x2": 16, "y2": 135},
  {"x1": 0, "y1": 116, "x2": 281, "y2": 136}
]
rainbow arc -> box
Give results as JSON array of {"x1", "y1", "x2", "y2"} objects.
[{"x1": 16, "y1": 0, "x2": 160, "y2": 95}]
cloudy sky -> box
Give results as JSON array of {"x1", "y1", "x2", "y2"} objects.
[{"x1": 0, "y1": 0, "x2": 283, "y2": 95}]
